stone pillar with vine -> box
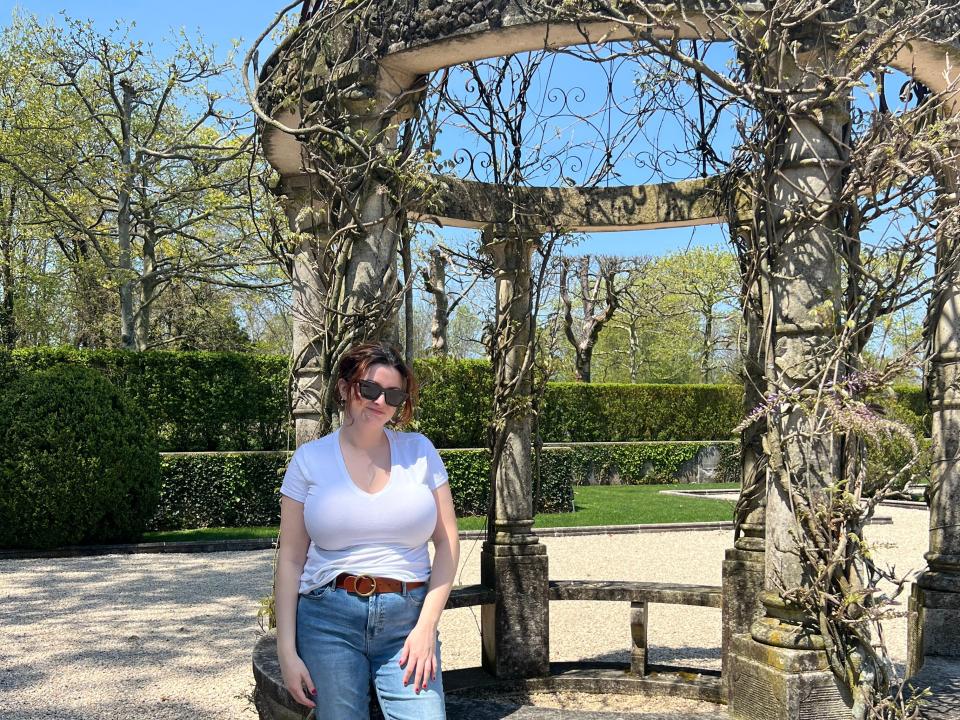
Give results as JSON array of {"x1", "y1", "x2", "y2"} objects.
[
  {"x1": 727, "y1": 25, "x2": 857, "y2": 720},
  {"x1": 722, "y1": 209, "x2": 767, "y2": 701},
  {"x1": 479, "y1": 223, "x2": 550, "y2": 679},
  {"x1": 908, "y1": 152, "x2": 960, "y2": 677},
  {"x1": 256, "y1": 7, "x2": 421, "y2": 444},
  {"x1": 278, "y1": 175, "x2": 333, "y2": 446}
]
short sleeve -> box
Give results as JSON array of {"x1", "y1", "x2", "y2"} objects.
[
  {"x1": 279, "y1": 447, "x2": 308, "y2": 503},
  {"x1": 419, "y1": 434, "x2": 448, "y2": 490}
]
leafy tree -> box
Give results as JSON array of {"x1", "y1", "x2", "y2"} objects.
[
  {"x1": 652, "y1": 246, "x2": 740, "y2": 382},
  {"x1": 0, "y1": 14, "x2": 283, "y2": 350}
]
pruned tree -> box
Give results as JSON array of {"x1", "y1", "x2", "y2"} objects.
[
  {"x1": 419, "y1": 244, "x2": 481, "y2": 357},
  {"x1": 558, "y1": 254, "x2": 632, "y2": 382}
]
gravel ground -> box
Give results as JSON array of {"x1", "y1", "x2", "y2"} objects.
[{"x1": 0, "y1": 506, "x2": 928, "y2": 720}]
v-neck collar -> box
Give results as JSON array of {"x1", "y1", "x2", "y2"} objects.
[{"x1": 334, "y1": 427, "x2": 395, "y2": 498}]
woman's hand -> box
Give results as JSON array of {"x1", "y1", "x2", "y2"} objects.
[
  {"x1": 398, "y1": 621, "x2": 437, "y2": 693},
  {"x1": 278, "y1": 652, "x2": 317, "y2": 708}
]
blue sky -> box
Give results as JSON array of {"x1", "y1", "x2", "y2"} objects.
[
  {"x1": 3, "y1": 3, "x2": 912, "y2": 262},
  {"x1": 0, "y1": 1, "x2": 279, "y2": 53},
  {"x1": 0, "y1": 1, "x2": 731, "y2": 257}
]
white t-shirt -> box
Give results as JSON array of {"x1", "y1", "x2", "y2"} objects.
[{"x1": 280, "y1": 427, "x2": 449, "y2": 594}]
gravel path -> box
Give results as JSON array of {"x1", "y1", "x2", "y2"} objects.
[{"x1": 0, "y1": 506, "x2": 928, "y2": 720}]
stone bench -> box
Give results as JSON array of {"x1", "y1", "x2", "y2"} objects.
[
  {"x1": 446, "y1": 580, "x2": 722, "y2": 678},
  {"x1": 445, "y1": 583, "x2": 497, "y2": 609},
  {"x1": 548, "y1": 580, "x2": 722, "y2": 676}
]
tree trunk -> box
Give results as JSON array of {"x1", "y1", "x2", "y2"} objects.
[
  {"x1": 628, "y1": 321, "x2": 640, "y2": 383},
  {"x1": 118, "y1": 80, "x2": 136, "y2": 350},
  {"x1": 700, "y1": 310, "x2": 713, "y2": 382},
  {"x1": 72, "y1": 238, "x2": 113, "y2": 349},
  {"x1": 0, "y1": 185, "x2": 16, "y2": 349},
  {"x1": 134, "y1": 224, "x2": 158, "y2": 351},
  {"x1": 425, "y1": 247, "x2": 449, "y2": 356},
  {"x1": 575, "y1": 345, "x2": 592, "y2": 383}
]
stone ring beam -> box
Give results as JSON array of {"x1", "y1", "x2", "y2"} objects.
[
  {"x1": 277, "y1": 173, "x2": 726, "y2": 234},
  {"x1": 260, "y1": 0, "x2": 960, "y2": 171}
]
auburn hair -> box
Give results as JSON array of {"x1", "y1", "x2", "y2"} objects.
[{"x1": 334, "y1": 342, "x2": 418, "y2": 427}]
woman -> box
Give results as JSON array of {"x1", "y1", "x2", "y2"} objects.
[{"x1": 275, "y1": 342, "x2": 459, "y2": 719}]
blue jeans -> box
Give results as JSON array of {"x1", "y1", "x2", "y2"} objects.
[{"x1": 296, "y1": 582, "x2": 445, "y2": 720}]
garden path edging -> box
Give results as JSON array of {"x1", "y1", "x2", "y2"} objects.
[{"x1": 0, "y1": 521, "x2": 743, "y2": 560}]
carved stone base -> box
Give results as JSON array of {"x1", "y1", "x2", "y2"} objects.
[
  {"x1": 727, "y1": 633, "x2": 853, "y2": 720},
  {"x1": 721, "y1": 547, "x2": 764, "y2": 702},
  {"x1": 907, "y1": 574, "x2": 960, "y2": 677},
  {"x1": 480, "y1": 542, "x2": 550, "y2": 679}
]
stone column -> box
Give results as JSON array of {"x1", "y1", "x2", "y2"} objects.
[
  {"x1": 722, "y1": 217, "x2": 767, "y2": 701},
  {"x1": 282, "y1": 72, "x2": 410, "y2": 444},
  {"x1": 728, "y1": 32, "x2": 855, "y2": 720},
  {"x1": 279, "y1": 176, "x2": 331, "y2": 446},
  {"x1": 908, "y1": 155, "x2": 960, "y2": 677},
  {"x1": 479, "y1": 224, "x2": 550, "y2": 679}
]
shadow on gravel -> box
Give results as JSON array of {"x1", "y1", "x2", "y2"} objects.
[
  {"x1": 0, "y1": 696, "x2": 227, "y2": 720},
  {"x1": 565, "y1": 646, "x2": 721, "y2": 670},
  {"x1": 1, "y1": 551, "x2": 273, "y2": 715},
  {"x1": 2, "y1": 552, "x2": 273, "y2": 625},
  {"x1": 0, "y1": 658, "x2": 46, "y2": 692}
]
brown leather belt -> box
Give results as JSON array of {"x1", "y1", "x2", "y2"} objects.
[{"x1": 335, "y1": 573, "x2": 427, "y2": 597}]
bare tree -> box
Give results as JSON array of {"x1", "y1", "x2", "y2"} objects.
[
  {"x1": 420, "y1": 244, "x2": 482, "y2": 356},
  {"x1": 558, "y1": 254, "x2": 632, "y2": 382}
]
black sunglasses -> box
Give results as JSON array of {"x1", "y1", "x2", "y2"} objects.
[{"x1": 356, "y1": 379, "x2": 409, "y2": 407}]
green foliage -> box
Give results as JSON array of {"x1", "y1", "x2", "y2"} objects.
[
  {"x1": 413, "y1": 358, "x2": 492, "y2": 448},
  {"x1": 590, "y1": 247, "x2": 741, "y2": 384},
  {"x1": 439, "y1": 448, "x2": 490, "y2": 517},
  {"x1": 0, "y1": 365, "x2": 161, "y2": 548},
  {"x1": 892, "y1": 385, "x2": 928, "y2": 433},
  {"x1": 155, "y1": 453, "x2": 287, "y2": 530},
  {"x1": 541, "y1": 383, "x2": 743, "y2": 442},
  {"x1": 864, "y1": 391, "x2": 931, "y2": 496},
  {"x1": 0, "y1": 349, "x2": 12, "y2": 386},
  {"x1": 2, "y1": 352, "x2": 932, "y2": 462},
  {"x1": 150, "y1": 446, "x2": 574, "y2": 529},
  {"x1": 8, "y1": 347, "x2": 289, "y2": 451},
  {"x1": 564, "y1": 441, "x2": 740, "y2": 485},
  {"x1": 0, "y1": 13, "x2": 284, "y2": 352}
]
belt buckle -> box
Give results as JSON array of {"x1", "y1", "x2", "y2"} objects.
[{"x1": 354, "y1": 574, "x2": 377, "y2": 597}]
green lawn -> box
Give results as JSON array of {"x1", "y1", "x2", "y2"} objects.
[{"x1": 142, "y1": 483, "x2": 738, "y2": 543}]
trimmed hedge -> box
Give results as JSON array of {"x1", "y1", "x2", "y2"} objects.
[
  {"x1": 7, "y1": 347, "x2": 288, "y2": 451},
  {"x1": 893, "y1": 384, "x2": 930, "y2": 435},
  {"x1": 154, "y1": 453, "x2": 286, "y2": 530},
  {"x1": 540, "y1": 384, "x2": 742, "y2": 442},
  {"x1": 152, "y1": 446, "x2": 575, "y2": 529},
  {"x1": 0, "y1": 365, "x2": 161, "y2": 548},
  {"x1": 442, "y1": 446, "x2": 575, "y2": 516},
  {"x1": 2, "y1": 349, "x2": 931, "y2": 451},
  {"x1": 415, "y1": 358, "x2": 493, "y2": 449},
  {"x1": 565, "y1": 442, "x2": 740, "y2": 485},
  {"x1": 865, "y1": 391, "x2": 932, "y2": 495}
]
